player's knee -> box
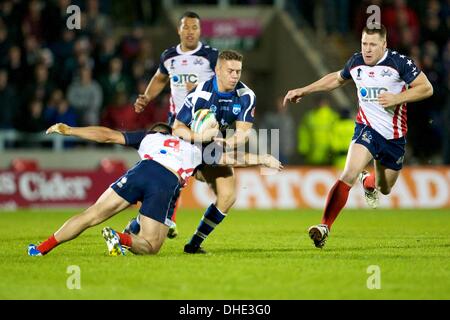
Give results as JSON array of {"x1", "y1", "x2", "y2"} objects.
[
  {"x1": 144, "y1": 247, "x2": 159, "y2": 255},
  {"x1": 150, "y1": 242, "x2": 163, "y2": 254},
  {"x1": 339, "y1": 171, "x2": 358, "y2": 186},
  {"x1": 140, "y1": 236, "x2": 163, "y2": 255},
  {"x1": 217, "y1": 190, "x2": 236, "y2": 210},
  {"x1": 139, "y1": 242, "x2": 158, "y2": 255}
]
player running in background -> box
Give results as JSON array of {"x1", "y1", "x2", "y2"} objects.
[
  {"x1": 28, "y1": 122, "x2": 281, "y2": 256},
  {"x1": 132, "y1": 11, "x2": 218, "y2": 237},
  {"x1": 173, "y1": 49, "x2": 257, "y2": 254},
  {"x1": 283, "y1": 24, "x2": 433, "y2": 248}
]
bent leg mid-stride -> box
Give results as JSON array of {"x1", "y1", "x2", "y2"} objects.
[{"x1": 308, "y1": 142, "x2": 373, "y2": 248}]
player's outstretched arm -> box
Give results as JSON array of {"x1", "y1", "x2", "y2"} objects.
[
  {"x1": 219, "y1": 151, "x2": 283, "y2": 171},
  {"x1": 134, "y1": 69, "x2": 169, "y2": 113},
  {"x1": 378, "y1": 72, "x2": 434, "y2": 108},
  {"x1": 46, "y1": 123, "x2": 125, "y2": 144},
  {"x1": 283, "y1": 71, "x2": 349, "y2": 106},
  {"x1": 214, "y1": 121, "x2": 252, "y2": 149}
]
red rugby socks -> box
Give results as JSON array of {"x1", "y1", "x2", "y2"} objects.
[
  {"x1": 321, "y1": 180, "x2": 352, "y2": 229},
  {"x1": 37, "y1": 235, "x2": 59, "y2": 255},
  {"x1": 116, "y1": 232, "x2": 133, "y2": 248}
]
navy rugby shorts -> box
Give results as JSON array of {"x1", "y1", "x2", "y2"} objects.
[
  {"x1": 352, "y1": 123, "x2": 406, "y2": 171},
  {"x1": 111, "y1": 160, "x2": 181, "y2": 226}
]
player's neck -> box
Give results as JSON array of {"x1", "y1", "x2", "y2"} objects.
[
  {"x1": 370, "y1": 49, "x2": 388, "y2": 66},
  {"x1": 213, "y1": 76, "x2": 235, "y2": 94},
  {"x1": 216, "y1": 80, "x2": 233, "y2": 93},
  {"x1": 180, "y1": 42, "x2": 200, "y2": 53}
]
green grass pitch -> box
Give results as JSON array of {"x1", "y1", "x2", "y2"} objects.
[{"x1": 1, "y1": 208, "x2": 449, "y2": 299}]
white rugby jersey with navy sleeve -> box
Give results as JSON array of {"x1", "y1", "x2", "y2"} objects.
[
  {"x1": 175, "y1": 76, "x2": 256, "y2": 133},
  {"x1": 340, "y1": 49, "x2": 421, "y2": 140},
  {"x1": 159, "y1": 42, "x2": 218, "y2": 115},
  {"x1": 122, "y1": 131, "x2": 202, "y2": 184}
]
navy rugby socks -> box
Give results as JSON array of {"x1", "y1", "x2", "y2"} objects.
[{"x1": 188, "y1": 204, "x2": 226, "y2": 247}]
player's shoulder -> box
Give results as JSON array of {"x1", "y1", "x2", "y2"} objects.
[
  {"x1": 187, "y1": 78, "x2": 213, "y2": 96},
  {"x1": 236, "y1": 82, "x2": 256, "y2": 106},
  {"x1": 142, "y1": 131, "x2": 163, "y2": 139},
  {"x1": 199, "y1": 78, "x2": 215, "y2": 91},
  {"x1": 186, "y1": 79, "x2": 214, "y2": 105},
  {"x1": 199, "y1": 43, "x2": 219, "y2": 54},
  {"x1": 160, "y1": 46, "x2": 179, "y2": 61},
  {"x1": 382, "y1": 49, "x2": 415, "y2": 68},
  {"x1": 346, "y1": 51, "x2": 365, "y2": 67},
  {"x1": 194, "y1": 43, "x2": 219, "y2": 60},
  {"x1": 236, "y1": 81, "x2": 255, "y2": 98}
]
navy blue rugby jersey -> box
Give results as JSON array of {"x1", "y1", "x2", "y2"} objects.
[{"x1": 176, "y1": 76, "x2": 256, "y2": 133}]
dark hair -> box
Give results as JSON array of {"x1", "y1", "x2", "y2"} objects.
[
  {"x1": 362, "y1": 23, "x2": 387, "y2": 39},
  {"x1": 218, "y1": 50, "x2": 243, "y2": 62},
  {"x1": 149, "y1": 122, "x2": 173, "y2": 134},
  {"x1": 179, "y1": 11, "x2": 200, "y2": 23}
]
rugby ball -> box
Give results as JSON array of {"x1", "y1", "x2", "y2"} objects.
[{"x1": 190, "y1": 109, "x2": 218, "y2": 133}]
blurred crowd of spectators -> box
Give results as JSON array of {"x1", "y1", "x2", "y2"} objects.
[
  {"x1": 0, "y1": 0, "x2": 169, "y2": 145},
  {"x1": 0, "y1": 0, "x2": 448, "y2": 165}
]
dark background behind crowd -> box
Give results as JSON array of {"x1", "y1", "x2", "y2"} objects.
[{"x1": 0, "y1": 0, "x2": 448, "y2": 165}]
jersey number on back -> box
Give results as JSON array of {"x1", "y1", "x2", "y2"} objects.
[{"x1": 163, "y1": 139, "x2": 180, "y2": 152}]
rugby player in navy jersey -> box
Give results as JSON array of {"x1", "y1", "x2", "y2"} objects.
[
  {"x1": 131, "y1": 11, "x2": 218, "y2": 238},
  {"x1": 173, "y1": 50, "x2": 257, "y2": 254},
  {"x1": 284, "y1": 24, "x2": 433, "y2": 248}
]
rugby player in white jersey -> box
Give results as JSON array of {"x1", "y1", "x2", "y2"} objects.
[
  {"x1": 132, "y1": 11, "x2": 218, "y2": 237},
  {"x1": 134, "y1": 11, "x2": 218, "y2": 122},
  {"x1": 27, "y1": 123, "x2": 281, "y2": 256},
  {"x1": 283, "y1": 24, "x2": 433, "y2": 248}
]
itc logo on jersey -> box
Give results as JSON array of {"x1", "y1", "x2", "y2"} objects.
[
  {"x1": 171, "y1": 74, "x2": 198, "y2": 86},
  {"x1": 359, "y1": 86, "x2": 388, "y2": 102}
]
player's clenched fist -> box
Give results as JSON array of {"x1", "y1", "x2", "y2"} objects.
[
  {"x1": 134, "y1": 94, "x2": 150, "y2": 113},
  {"x1": 201, "y1": 122, "x2": 219, "y2": 142},
  {"x1": 46, "y1": 123, "x2": 71, "y2": 135},
  {"x1": 283, "y1": 88, "x2": 307, "y2": 106}
]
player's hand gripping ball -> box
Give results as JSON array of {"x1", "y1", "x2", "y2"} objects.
[
  {"x1": 191, "y1": 109, "x2": 219, "y2": 142},
  {"x1": 191, "y1": 109, "x2": 218, "y2": 133}
]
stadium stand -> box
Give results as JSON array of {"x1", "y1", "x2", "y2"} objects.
[{"x1": 0, "y1": 0, "x2": 448, "y2": 165}]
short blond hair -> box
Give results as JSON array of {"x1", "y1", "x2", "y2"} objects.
[
  {"x1": 362, "y1": 24, "x2": 387, "y2": 39},
  {"x1": 218, "y1": 50, "x2": 243, "y2": 62}
]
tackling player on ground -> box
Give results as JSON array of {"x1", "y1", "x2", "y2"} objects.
[
  {"x1": 28, "y1": 122, "x2": 200, "y2": 256},
  {"x1": 284, "y1": 24, "x2": 433, "y2": 248},
  {"x1": 28, "y1": 122, "x2": 281, "y2": 256}
]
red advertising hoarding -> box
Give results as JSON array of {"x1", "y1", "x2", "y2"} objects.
[
  {"x1": 1, "y1": 167, "x2": 449, "y2": 209},
  {"x1": 0, "y1": 169, "x2": 123, "y2": 209}
]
